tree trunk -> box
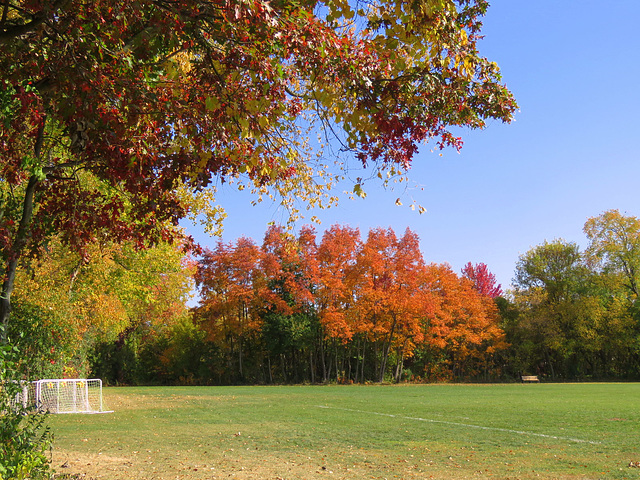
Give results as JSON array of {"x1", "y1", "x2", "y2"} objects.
[
  {"x1": 1, "y1": 116, "x2": 45, "y2": 343},
  {"x1": 360, "y1": 338, "x2": 367, "y2": 383},
  {"x1": 335, "y1": 342, "x2": 339, "y2": 383},
  {"x1": 1, "y1": 175, "x2": 39, "y2": 343},
  {"x1": 320, "y1": 336, "x2": 327, "y2": 382},
  {"x1": 378, "y1": 316, "x2": 397, "y2": 383},
  {"x1": 394, "y1": 339, "x2": 408, "y2": 383},
  {"x1": 544, "y1": 349, "x2": 555, "y2": 380},
  {"x1": 238, "y1": 337, "x2": 243, "y2": 379},
  {"x1": 354, "y1": 338, "x2": 360, "y2": 384}
]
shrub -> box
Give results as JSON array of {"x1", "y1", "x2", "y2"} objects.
[{"x1": 0, "y1": 331, "x2": 53, "y2": 480}]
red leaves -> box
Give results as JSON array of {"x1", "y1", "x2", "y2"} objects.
[
  {"x1": 461, "y1": 262, "x2": 503, "y2": 299},
  {"x1": 1, "y1": 0, "x2": 516, "y2": 336}
]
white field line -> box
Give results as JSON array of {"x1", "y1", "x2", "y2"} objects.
[{"x1": 316, "y1": 405, "x2": 602, "y2": 445}]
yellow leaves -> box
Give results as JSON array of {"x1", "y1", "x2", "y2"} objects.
[
  {"x1": 258, "y1": 115, "x2": 270, "y2": 130},
  {"x1": 175, "y1": 181, "x2": 226, "y2": 237},
  {"x1": 459, "y1": 28, "x2": 469, "y2": 46},
  {"x1": 197, "y1": 150, "x2": 213, "y2": 170},
  {"x1": 352, "y1": 183, "x2": 367, "y2": 198},
  {"x1": 204, "y1": 96, "x2": 219, "y2": 112},
  {"x1": 13, "y1": 237, "x2": 194, "y2": 346},
  {"x1": 326, "y1": 0, "x2": 355, "y2": 23},
  {"x1": 237, "y1": 116, "x2": 251, "y2": 138},
  {"x1": 162, "y1": 51, "x2": 193, "y2": 81}
]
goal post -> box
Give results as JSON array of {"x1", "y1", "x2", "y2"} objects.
[{"x1": 15, "y1": 379, "x2": 112, "y2": 414}]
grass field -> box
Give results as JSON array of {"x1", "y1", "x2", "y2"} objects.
[{"x1": 48, "y1": 383, "x2": 640, "y2": 480}]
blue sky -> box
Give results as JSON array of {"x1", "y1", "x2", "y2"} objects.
[{"x1": 185, "y1": 1, "x2": 640, "y2": 292}]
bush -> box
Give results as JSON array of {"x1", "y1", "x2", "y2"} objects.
[{"x1": 0, "y1": 332, "x2": 53, "y2": 480}]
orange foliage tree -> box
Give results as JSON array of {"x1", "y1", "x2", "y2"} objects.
[
  {"x1": 195, "y1": 237, "x2": 263, "y2": 379},
  {"x1": 316, "y1": 225, "x2": 361, "y2": 340},
  {"x1": 420, "y1": 264, "x2": 506, "y2": 380},
  {"x1": 194, "y1": 224, "x2": 507, "y2": 383},
  {"x1": 354, "y1": 228, "x2": 429, "y2": 382}
]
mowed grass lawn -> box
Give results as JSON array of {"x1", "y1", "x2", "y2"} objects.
[{"x1": 48, "y1": 383, "x2": 640, "y2": 480}]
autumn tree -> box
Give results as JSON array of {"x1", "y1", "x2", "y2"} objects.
[
  {"x1": 316, "y1": 225, "x2": 361, "y2": 340},
  {"x1": 195, "y1": 237, "x2": 263, "y2": 381},
  {"x1": 315, "y1": 224, "x2": 362, "y2": 381},
  {"x1": 419, "y1": 263, "x2": 505, "y2": 380},
  {"x1": 0, "y1": 0, "x2": 516, "y2": 338},
  {"x1": 9, "y1": 238, "x2": 194, "y2": 380},
  {"x1": 461, "y1": 262, "x2": 503, "y2": 298},
  {"x1": 354, "y1": 227, "x2": 429, "y2": 382}
]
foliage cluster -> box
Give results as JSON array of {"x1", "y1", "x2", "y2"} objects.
[
  {"x1": 8, "y1": 239, "x2": 195, "y2": 384},
  {"x1": 0, "y1": 329, "x2": 53, "y2": 480},
  {"x1": 0, "y1": 0, "x2": 516, "y2": 339},
  {"x1": 187, "y1": 224, "x2": 505, "y2": 384},
  {"x1": 500, "y1": 210, "x2": 640, "y2": 380},
  {"x1": 13, "y1": 211, "x2": 640, "y2": 386}
]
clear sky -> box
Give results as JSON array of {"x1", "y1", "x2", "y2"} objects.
[{"x1": 185, "y1": 1, "x2": 640, "y2": 292}]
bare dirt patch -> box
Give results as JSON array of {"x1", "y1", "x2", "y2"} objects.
[
  {"x1": 51, "y1": 448, "x2": 449, "y2": 480},
  {"x1": 52, "y1": 451, "x2": 133, "y2": 478}
]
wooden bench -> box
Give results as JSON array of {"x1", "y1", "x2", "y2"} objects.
[{"x1": 521, "y1": 375, "x2": 539, "y2": 383}]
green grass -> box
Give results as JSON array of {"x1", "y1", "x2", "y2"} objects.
[{"x1": 48, "y1": 383, "x2": 640, "y2": 479}]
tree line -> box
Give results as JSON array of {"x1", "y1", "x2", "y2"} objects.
[
  {"x1": 191, "y1": 224, "x2": 506, "y2": 384},
  {"x1": 8, "y1": 210, "x2": 640, "y2": 384},
  {"x1": 501, "y1": 209, "x2": 640, "y2": 380}
]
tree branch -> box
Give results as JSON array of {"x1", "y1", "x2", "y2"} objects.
[
  {"x1": 0, "y1": 0, "x2": 10, "y2": 30},
  {"x1": 0, "y1": 0, "x2": 69, "y2": 45}
]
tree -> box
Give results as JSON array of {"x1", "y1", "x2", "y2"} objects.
[
  {"x1": 583, "y1": 211, "x2": 640, "y2": 376},
  {"x1": 10, "y1": 238, "x2": 195, "y2": 380},
  {"x1": 513, "y1": 240, "x2": 586, "y2": 303},
  {"x1": 316, "y1": 224, "x2": 362, "y2": 342},
  {"x1": 1, "y1": 0, "x2": 516, "y2": 335},
  {"x1": 195, "y1": 237, "x2": 263, "y2": 380},
  {"x1": 355, "y1": 227, "x2": 428, "y2": 382},
  {"x1": 584, "y1": 210, "x2": 640, "y2": 299},
  {"x1": 512, "y1": 240, "x2": 597, "y2": 379},
  {"x1": 461, "y1": 262, "x2": 503, "y2": 298},
  {"x1": 420, "y1": 263, "x2": 505, "y2": 380}
]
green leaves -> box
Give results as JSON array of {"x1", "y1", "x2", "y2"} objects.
[
  {"x1": 0, "y1": 334, "x2": 54, "y2": 480},
  {"x1": 352, "y1": 183, "x2": 367, "y2": 198}
]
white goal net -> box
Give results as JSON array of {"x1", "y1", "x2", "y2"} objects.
[{"x1": 13, "y1": 379, "x2": 111, "y2": 414}]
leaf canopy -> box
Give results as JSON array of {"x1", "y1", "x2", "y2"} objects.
[{"x1": 0, "y1": 0, "x2": 516, "y2": 255}]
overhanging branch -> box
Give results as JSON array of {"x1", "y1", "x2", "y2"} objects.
[{"x1": 0, "y1": 0, "x2": 70, "y2": 45}]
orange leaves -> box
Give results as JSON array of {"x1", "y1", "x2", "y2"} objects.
[
  {"x1": 422, "y1": 263, "x2": 506, "y2": 361},
  {"x1": 316, "y1": 224, "x2": 361, "y2": 341},
  {"x1": 196, "y1": 237, "x2": 263, "y2": 341},
  {"x1": 196, "y1": 223, "x2": 506, "y2": 379}
]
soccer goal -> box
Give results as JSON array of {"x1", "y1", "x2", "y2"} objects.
[{"x1": 28, "y1": 379, "x2": 111, "y2": 414}]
